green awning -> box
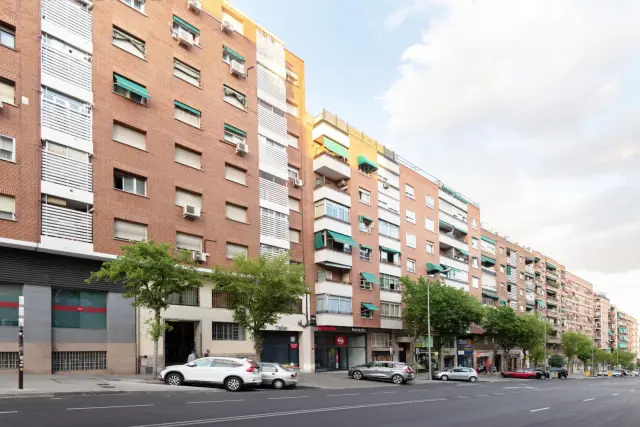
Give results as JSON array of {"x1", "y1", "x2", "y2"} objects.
[
  {"x1": 361, "y1": 303, "x2": 379, "y2": 311},
  {"x1": 524, "y1": 271, "x2": 534, "y2": 278},
  {"x1": 546, "y1": 288, "x2": 557, "y2": 295},
  {"x1": 500, "y1": 300, "x2": 507, "y2": 306},
  {"x1": 534, "y1": 257, "x2": 541, "y2": 262},
  {"x1": 536, "y1": 299, "x2": 546, "y2": 307},
  {"x1": 173, "y1": 15, "x2": 200, "y2": 35},
  {"x1": 380, "y1": 245, "x2": 401, "y2": 255},
  {"x1": 314, "y1": 232, "x2": 324, "y2": 249},
  {"x1": 114, "y1": 74, "x2": 149, "y2": 99},
  {"x1": 439, "y1": 220, "x2": 454, "y2": 229},
  {"x1": 561, "y1": 308, "x2": 567, "y2": 313},
  {"x1": 357, "y1": 155, "x2": 378, "y2": 171},
  {"x1": 546, "y1": 275, "x2": 556, "y2": 282},
  {"x1": 360, "y1": 272, "x2": 377, "y2": 283},
  {"x1": 359, "y1": 244, "x2": 372, "y2": 250},
  {"x1": 535, "y1": 271, "x2": 541, "y2": 276},
  {"x1": 481, "y1": 236, "x2": 497, "y2": 245},
  {"x1": 359, "y1": 215, "x2": 373, "y2": 223},
  {"x1": 482, "y1": 291, "x2": 499, "y2": 299},
  {"x1": 223, "y1": 45, "x2": 245, "y2": 62},
  {"x1": 323, "y1": 262, "x2": 351, "y2": 270},
  {"x1": 547, "y1": 299, "x2": 557, "y2": 306},
  {"x1": 224, "y1": 123, "x2": 246, "y2": 136},
  {"x1": 457, "y1": 248, "x2": 469, "y2": 256},
  {"x1": 481, "y1": 255, "x2": 496, "y2": 265},
  {"x1": 326, "y1": 230, "x2": 357, "y2": 246},
  {"x1": 427, "y1": 263, "x2": 444, "y2": 274},
  {"x1": 322, "y1": 137, "x2": 348, "y2": 159},
  {"x1": 546, "y1": 262, "x2": 556, "y2": 270},
  {"x1": 525, "y1": 256, "x2": 534, "y2": 261},
  {"x1": 174, "y1": 100, "x2": 200, "y2": 116}
]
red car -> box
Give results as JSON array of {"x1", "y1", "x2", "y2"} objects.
[{"x1": 501, "y1": 369, "x2": 544, "y2": 379}]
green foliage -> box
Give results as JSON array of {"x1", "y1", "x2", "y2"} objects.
[
  {"x1": 482, "y1": 306, "x2": 522, "y2": 369},
  {"x1": 611, "y1": 350, "x2": 636, "y2": 369},
  {"x1": 549, "y1": 354, "x2": 565, "y2": 368},
  {"x1": 561, "y1": 332, "x2": 592, "y2": 371},
  {"x1": 595, "y1": 349, "x2": 612, "y2": 365},
  {"x1": 529, "y1": 344, "x2": 546, "y2": 368},
  {"x1": 518, "y1": 314, "x2": 549, "y2": 355},
  {"x1": 209, "y1": 254, "x2": 308, "y2": 361}
]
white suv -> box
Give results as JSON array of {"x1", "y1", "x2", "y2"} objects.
[{"x1": 160, "y1": 357, "x2": 262, "y2": 391}]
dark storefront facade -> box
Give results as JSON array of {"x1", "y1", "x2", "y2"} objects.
[
  {"x1": 314, "y1": 326, "x2": 367, "y2": 371},
  {"x1": 260, "y1": 331, "x2": 300, "y2": 368}
]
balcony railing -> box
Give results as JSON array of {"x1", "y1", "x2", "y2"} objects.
[
  {"x1": 525, "y1": 265, "x2": 535, "y2": 275},
  {"x1": 480, "y1": 240, "x2": 496, "y2": 254},
  {"x1": 260, "y1": 210, "x2": 289, "y2": 241},
  {"x1": 41, "y1": 88, "x2": 92, "y2": 143},
  {"x1": 481, "y1": 267, "x2": 497, "y2": 276},
  {"x1": 258, "y1": 102, "x2": 287, "y2": 140},
  {"x1": 507, "y1": 252, "x2": 517, "y2": 267},
  {"x1": 41, "y1": 203, "x2": 92, "y2": 243},
  {"x1": 41, "y1": 35, "x2": 92, "y2": 92},
  {"x1": 259, "y1": 177, "x2": 288, "y2": 209},
  {"x1": 42, "y1": 0, "x2": 92, "y2": 44},
  {"x1": 41, "y1": 149, "x2": 92, "y2": 192},
  {"x1": 481, "y1": 274, "x2": 496, "y2": 291},
  {"x1": 439, "y1": 233, "x2": 467, "y2": 251},
  {"x1": 507, "y1": 270, "x2": 517, "y2": 282},
  {"x1": 259, "y1": 137, "x2": 288, "y2": 172},
  {"x1": 508, "y1": 290, "x2": 518, "y2": 301}
]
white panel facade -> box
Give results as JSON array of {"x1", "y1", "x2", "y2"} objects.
[
  {"x1": 313, "y1": 186, "x2": 351, "y2": 207},
  {"x1": 378, "y1": 235, "x2": 401, "y2": 252},
  {"x1": 314, "y1": 217, "x2": 352, "y2": 236},
  {"x1": 379, "y1": 262, "x2": 402, "y2": 277},
  {"x1": 311, "y1": 122, "x2": 350, "y2": 148},
  {"x1": 315, "y1": 281, "x2": 353, "y2": 298}
]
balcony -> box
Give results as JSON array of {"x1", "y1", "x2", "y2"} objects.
[
  {"x1": 525, "y1": 293, "x2": 535, "y2": 304},
  {"x1": 313, "y1": 152, "x2": 351, "y2": 181},
  {"x1": 480, "y1": 240, "x2": 496, "y2": 254},
  {"x1": 507, "y1": 268, "x2": 517, "y2": 283},
  {"x1": 440, "y1": 254, "x2": 468, "y2": 272},
  {"x1": 315, "y1": 248, "x2": 352, "y2": 269},
  {"x1": 315, "y1": 280, "x2": 353, "y2": 298},
  {"x1": 481, "y1": 274, "x2": 497, "y2": 291},
  {"x1": 546, "y1": 277, "x2": 560, "y2": 288},
  {"x1": 258, "y1": 102, "x2": 287, "y2": 141},
  {"x1": 259, "y1": 177, "x2": 289, "y2": 211},
  {"x1": 259, "y1": 136, "x2": 288, "y2": 181},
  {"x1": 41, "y1": 202, "x2": 92, "y2": 244},
  {"x1": 438, "y1": 189, "x2": 467, "y2": 212},
  {"x1": 314, "y1": 216, "x2": 351, "y2": 236},
  {"x1": 525, "y1": 265, "x2": 535, "y2": 275},
  {"x1": 439, "y1": 211, "x2": 468, "y2": 234},
  {"x1": 314, "y1": 183, "x2": 351, "y2": 207},
  {"x1": 41, "y1": 88, "x2": 92, "y2": 149},
  {"x1": 508, "y1": 290, "x2": 518, "y2": 301},
  {"x1": 507, "y1": 252, "x2": 517, "y2": 267},
  {"x1": 442, "y1": 268, "x2": 468, "y2": 285},
  {"x1": 481, "y1": 267, "x2": 497, "y2": 276},
  {"x1": 41, "y1": 148, "x2": 92, "y2": 193},
  {"x1": 316, "y1": 313, "x2": 353, "y2": 327},
  {"x1": 41, "y1": 34, "x2": 92, "y2": 103},
  {"x1": 439, "y1": 233, "x2": 467, "y2": 252},
  {"x1": 41, "y1": 0, "x2": 92, "y2": 53},
  {"x1": 546, "y1": 270, "x2": 558, "y2": 280},
  {"x1": 525, "y1": 281, "x2": 535, "y2": 291},
  {"x1": 443, "y1": 278, "x2": 469, "y2": 292}
]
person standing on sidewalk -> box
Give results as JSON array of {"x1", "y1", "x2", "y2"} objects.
[{"x1": 187, "y1": 349, "x2": 197, "y2": 363}]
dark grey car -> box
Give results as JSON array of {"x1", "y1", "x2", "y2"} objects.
[{"x1": 348, "y1": 361, "x2": 415, "y2": 384}]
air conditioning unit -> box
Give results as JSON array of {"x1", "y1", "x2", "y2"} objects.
[
  {"x1": 188, "y1": 0, "x2": 202, "y2": 13},
  {"x1": 221, "y1": 20, "x2": 234, "y2": 34},
  {"x1": 230, "y1": 60, "x2": 246, "y2": 78},
  {"x1": 337, "y1": 179, "x2": 347, "y2": 189},
  {"x1": 382, "y1": 182, "x2": 390, "y2": 189},
  {"x1": 176, "y1": 27, "x2": 194, "y2": 48},
  {"x1": 293, "y1": 178, "x2": 303, "y2": 187},
  {"x1": 183, "y1": 204, "x2": 201, "y2": 219},
  {"x1": 236, "y1": 142, "x2": 248, "y2": 156},
  {"x1": 192, "y1": 250, "x2": 208, "y2": 262}
]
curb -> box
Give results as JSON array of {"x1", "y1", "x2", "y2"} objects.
[{"x1": 0, "y1": 388, "x2": 226, "y2": 399}]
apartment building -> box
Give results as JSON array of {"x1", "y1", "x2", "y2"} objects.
[
  {"x1": 594, "y1": 293, "x2": 611, "y2": 350},
  {"x1": 612, "y1": 309, "x2": 637, "y2": 354},
  {"x1": 562, "y1": 272, "x2": 594, "y2": 338}
]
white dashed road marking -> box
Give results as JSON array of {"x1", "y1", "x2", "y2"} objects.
[
  {"x1": 267, "y1": 396, "x2": 309, "y2": 400},
  {"x1": 187, "y1": 400, "x2": 244, "y2": 405},
  {"x1": 67, "y1": 404, "x2": 154, "y2": 411},
  {"x1": 530, "y1": 407, "x2": 550, "y2": 413},
  {"x1": 583, "y1": 398, "x2": 595, "y2": 402}
]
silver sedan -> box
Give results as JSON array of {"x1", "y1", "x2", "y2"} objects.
[{"x1": 260, "y1": 363, "x2": 299, "y2": 389}]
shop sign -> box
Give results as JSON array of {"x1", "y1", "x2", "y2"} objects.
[
  {"x1": 335, "y1": 335, "x2": 347, "y2": 346},
  {"x1": 351, "y1": 328, "x2": 366, "y2": 333},
  {"x1": 317, "y1": 326, "x2": 337, "y2": 331},
  {"x1": 289, "y1": 343, "x2": 299, "y2": 349},
  {"x1": 275, "y1": 325, "x2": 288, "y2": 331}
]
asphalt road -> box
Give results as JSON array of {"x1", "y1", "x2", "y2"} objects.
[{"x1": 0, "y1": 378, "x2": 638, "y2": 426}]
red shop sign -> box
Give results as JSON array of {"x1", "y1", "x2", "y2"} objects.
[
  {"x1": 289, "y1": 343, "x2": 299, "y2": 349},
  {"x1": 335, "y1": 335, "x2": 347, "y2": 346},
  {"x1": 317, "y1": 326, "x2": 337, "y2": 331}
]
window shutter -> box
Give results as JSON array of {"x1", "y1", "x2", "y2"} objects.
[
  {"x1": 289, "y1": 197, "x2": 300, "y2": 211},
  {"x1": 113, "y1": 123, "x2": 146, "y2": 149},
  {"x1": 289, "y1": 229, "x2": 300, "y2": 243},
  {"x1": 224, "y1": 165, "x2": 246, "y2": 185},
  {"x1": 287, "y1": 134, "x2": 299, "y2": 148},
  {"x1": 226, "y1": 243, "x2": 247, "y2": 258},
  {"x1": 175, "y1": 146, "x2": 201, "y2": 169},
  {"x1": 114, "y1": 219, "x2": 146, "y2": 241},
  {"x1": 0, "y1": 80, "x2": 15, "y2": 104},
  {"x1": 176, "y1": 232, "x2": 202, "y2": 251},
  {"x1": 0, "y1": 194, "x2": 16, "y2": 213},
  {"x1": 175, "y1": 189, "x2": 202, "y2": 209},
  {"x1": 225, "y1": 203, "x2": 247, "y2": 223}
]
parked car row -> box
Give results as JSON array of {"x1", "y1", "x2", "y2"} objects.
[
  {"x1": 159, "y1": 357, "x2": 298, "y2": 391},
  {"x1": 600, "y1": 370, "x2": 639, "y2": 377},
  {"x1": 348, "y1": 361, "x2": 416, "y2": 384},
  {"x1": 501, "y1": 368, "x2": 568, "y2": 380}
]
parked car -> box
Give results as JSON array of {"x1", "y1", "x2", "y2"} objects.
[
  {"x1": 260, "y1": 362, "x2": 298, "y2": 389},
  {"x1": 610, "y1": 370, "x2": 623, "y2": 377},
  {"x1": 533, "y1": 368, "x2": 549, "y2": 379},
  {"x1": 549, "y1": 367, "x2": 568, "y2": 379},
  {"x1": 597, "y1": 371, "x2": 609, "y2": 377},
  {"x1": 348, "y1": 361, "x2": 415, "y2": 384},
  {"x1": 501, "y1": 369, "x2": 542, "y2": 379},
  {"x1": 160, "y1": 357, "x2": 262, "y2": 391},
  {"x1": 434, "y1": 367, "x2": 479, "y2": 383}
]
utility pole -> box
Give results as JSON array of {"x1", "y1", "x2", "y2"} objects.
[
  {"x1": 426, "y1": 280, "x2": 432, "y2": 381},
  {"x1": 18, "y1": 296, "x2": 24, "y2": 390}
]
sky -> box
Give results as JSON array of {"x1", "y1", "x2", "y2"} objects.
[{"x1": 230, "y1": 0, "x2": 640, "y2": 320}]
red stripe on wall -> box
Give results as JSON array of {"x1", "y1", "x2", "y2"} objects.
[
  {"x1": 0, "y1": 302, "x2": 19, "y2": 308},
  {"x1": 52, "y1": 305, "x2": 107, "y2": 313}
]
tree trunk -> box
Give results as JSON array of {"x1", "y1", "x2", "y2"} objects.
[
  {"x1": 409, "y1": 337, "x2": 417, "y2": 369},
  {"x1": 152, "y1": 309, "x2": 161, "y2": 379},
  {"x1": 252, "y1": 330, "x2": 263, "y2": 362}
]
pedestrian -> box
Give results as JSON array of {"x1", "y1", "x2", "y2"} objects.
[
  {"x1": 187, "y1": 349, "x2": 197, "y2": 363},
  {"x1": 203, "y1": 349, "x2": 210, "y2": 357}
]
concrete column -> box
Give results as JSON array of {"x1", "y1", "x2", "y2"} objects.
[
  {"x1": 299, "y1": 326, "x2": 314, "y2": 373},
  {"x1": 23, "y1": 285, "x2": 52, "y2": 374}
]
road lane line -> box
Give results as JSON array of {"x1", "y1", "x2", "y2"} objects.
[
  {"x1": 0, "y1": 411, "x2": 18, "y2": 414},
  {"x1": 475, "y1": 394, "x2": 490, "y2": 397},
  {"x1": 455, "y1": 396, "x2": 469, "y2": 399},
  {"x1": 583, "y1": 398, "x2": 595, "y2": 402},
  {"x1": 267, "y1": 396, "x2": 309, "y2": 400},
  {"x1": 67, "y1": 404, "x2": 154, "y2": 411},
  {"x1": 492, "y1": 392, "x2": 505, "y2": 395},
  {"x1": 371, "y1": 391, "x2": 397, "y2": 395},
  {"x1": 327, "y1": 393, "x2": 360, "y2": 397},
  {"x1": 612, "y1": 393, "x2": 619, "y2": 396},
  {"x1": 530, "y1": 407, "x2": 550, "y2": 413},
  {"x1": 128, "y1": 398, "x2": 448, "y2": 427},
  {"x1": 187, "y1": 400, "x2": 244, "y2": 405}
]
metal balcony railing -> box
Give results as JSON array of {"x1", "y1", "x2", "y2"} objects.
[
  {"x1": 507, "y1": 252, "x2": 517, "y2": 267},
  {"x1": 41, "y1": 88, "x2": 92, "y2": 142},
  {"x1": 41, "y1": 203, "x2": 92, "y2": 243},
  {"x1": 41, "y1": 34, "x2": 92, "y2": 92},
  {"x1": 259, "y1": 177, "x2": 288, "y2": 209},
  {"x1": 41, "y1": 149, "x2": 92, "y2": 192},
  {"x1": 42, "y1": 0, "x2": 92, "y2": 44}
]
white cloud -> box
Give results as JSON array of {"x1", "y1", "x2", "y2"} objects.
[
  {"x1": 382, "y1": 0, "x2": 640, "y2": 318},
  {"x1": 382, "y1": 0, "x2": 435, "y2": 32}
]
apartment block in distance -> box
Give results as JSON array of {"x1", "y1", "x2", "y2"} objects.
[{"x1": 0, "y1": 0, "x2": 312, "y2": 373}]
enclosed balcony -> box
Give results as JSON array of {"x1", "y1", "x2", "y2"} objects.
[
  {"x1": 506, "y1": 265, "x2": 517, "y2": 283},
  {"x1": 439, "y1": 221, "x2": 468, "y2": 253},
  {"x1": 41, "y1": 0, "x2": 92, "y2": 53},
  {"x1": 481, "y1": 273, "x2": 497, "y2": 291},
  {"x1": 314, "y1": 230, "x2": 355, "y2": 269},
  {"x1": 41, "y1": 196, "x2": 92, "y2": 253},
  {"x1": 41, "y1": 34, "x2": 92, "y2": 102},
  {"x1": 439, "y1": 210, "x2": 468, "y2": 234},
  {"x1": 313, "y1": 141, "x2": 350, "y2": 181},
  {"x1": 259, "y1": 172, "x2": 289, "y2": 212},
  {"x1": 480, "y1": 236, "x2": 496, "y2": 254},
  {"x1": 507, "y1": 250, "x2": 517, "y2": 267},
  {"x1": 41, "y1": 142, "x2": 92, "y2": 193},
  {"x1": 439, "y1": 248, "x2": 469, "y2": 273},
  {"x1": 41, "y1": 87, "x2": 92, "y2": 147}
]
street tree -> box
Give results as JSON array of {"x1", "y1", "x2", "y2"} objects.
[
  {"x1": 548, "y1": 354, "x2": 565, "y2": 368},
  {"x1": 401, "y1": 277, "x2": 484, "y2": 369},
  {"x1": 209, "y1": 254, "x2": 308, "y2": 362},
  {"x1": 561, "y1": 332, "x2": 592, "y2": 373},
  {"x1": 86, "y1": 241, "x2": 204, "y2": 377},
  {"x1": 517, "y1": 314, "x2": 548, "y2": 363},
  {"x1": 595, "y1": 349, "x2": 612, "y2": 371},
  {"x1": 576, "y1": 343, "x2": 597, "y2": 373},
  {"x1": 482, "y1": 306, "x2": 522, "y2": 371},
  {"x1": 529, "y1": 344, "x2": 546, "y2": 368}
]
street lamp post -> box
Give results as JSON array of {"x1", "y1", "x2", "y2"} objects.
[
  {"x1": 18, "y1": 296, "x2": 24, "y2": 390},
  {"x1": 427, "y1": 280, "x2": 432, "y2": 381}
]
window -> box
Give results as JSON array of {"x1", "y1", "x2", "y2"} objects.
[
  {"x1": 0, "y1": 285, "x2": 20, "y2": 326},
  {"x1": 113, "y1": 74, "x2": 148, "y2": 105},
  {"x1": 44, "y1": 141, "x2": 89, "y2": 163},
  {"x1": 0, "y1": 135, "x2": 15, "y2": 162},
  {"x1": 172, "y1": 15, "x2": 200, "y2": 46},
  {"x1": 112, "y1": 26, "x2": 145, "y2": 59},
  {"x1": 360, "y1": 246, "x2": 372, "y2": 262},
  {"x1": 472, "y1": 277, "x2": 479, "y2": 288},
  {"x1": 259, "y1": 99, "x2": 285, "y2": 117},
  {"x1": 112, "y1": 122, "x2": 146, "y2": 150},
  {"x1": 286, "y1": 101, "x2": 299, "y2": 117},
  {"x1": 0, "y1": 194, "x2": 16, "y2": 220},
  {"x1": 405, "y1": 184, "x2": 415, "y2": 199},
  {"x1": 379, "y1": 219, "x2": 400, "y2": 239},
  {"x1": 360, "y1": 276, "x2": 372, "y2": 290},
  {"x1": 121, "y1": 0, "x2": 145, "y2": 12},
  {"x1": 221, "y1": 11, "x2": 244, "y2": 35},
  {"x1": 471, "y1": 218, "x2": 477, "y2": 229},
  {"x1": 407, "y1": 259, "x2": 416, "y2": 273},
  {"x1": 361, "y1": 304, "x2": 374, "y2": 319},
  {"x1": 114, "y1": 219, "x2": 146, "y2": 241},
  {"x1": 406, "y1": 233, "x2": 416, "y2": 248},
  {"x1": 226, "y1": 203, "x2": 247, "y2": 223},
  {"x1": 175, "y1": 145, "x2": 201, "y2": 169},
  {"x1": 226, "y1": 243, "x2": 247, "y2": 259},
  {"x1": 482, "y1": 296, "x2": 495, "y2": 306},
  {"x1": 114, "y1": 170, "x2": 146, "y2": 196},
  {"x1": 0, "y1": 23, "x2": 16, "y2": 49},
  {"x1": 426, "y1": 241, "x2": 435, "y2": 254},
  {"x1": 225, "y1": 164, "x2": 246, "y2": 185},
  {"x1": 224, "y1": 124, "x2": 246, "y2": 145},
  {"x1": 315, "y1": 199, "x2": 349, "y2": 223},
  {"x1": 316, "y1": 294, "x2": 352, "y2": 315},
  {"x1": 380, "y1": 274, "x2": 401, "y2": 292},
  {"x1": 519, "y1": 256, "x2": 524, "y2": 264},
  {"x1": 405, "y1": 209, "x2": 416, "y2": 224},
  {"x1": 176, "y1": 232, "x2": 202, "y2": 252},
  {"x1": 52, "y1": 289, "x2": 107, "y2": 329},
  {"x1": 289, "y1": 229, "x2": 300, "y2": 243},
  {"x1": 359, "y1": 188, "x2": 371, "y2": 205},
  {"x1": 500, "y1": 265, "x2": 505, "y2": 273},
  {"x1": 222, "y1": 45, "x2": 245, "y2": 65},
  {"x1": 472, "y1": 257, "x2": 479, "y2": 268},
  {"x1": 224, "y1": 85, "x2": 247, "y2": 110},
  {"x1": 381, "y1": 302, "x2": 401, "y2": 318},
  {"x1": 175, "y1": 188, "x2": 202, "y2": 210},
  {"x1": 425, "y1": 217, "x2": 435, "y2": 232},
  {"x1": 472, "y1": 237, "x2": 479, "y2": 249},
  {"x1": 212, "y1": 322, "x2": 245, "y2": 340},
  {"x1": 174, "y1": 101, "x2": 201, "y2": 128},
  {"x1": 359, "y1": 215, "x2": 373, "y2": 233},
  {"x1": 286, "y1": 68, "x2": 299, "y2": 86},
  {"x1": 289, "y1": 197, "x2": 300, "y2": 212},
  {"x1": 520, "y1": 272, "x2": 525, "y2": 280},
  {"x1": 0, "y1": 78, "x2": 15, "y2": 105},
  {"x1": 500, "y1": 247, "x2": 504, "y2": 255},
  {"x1": 287, "y1": 166, "x2": 299, "y2": 180},
  {"x1": 173, "y1": 58, "x2": 200, "y2": 87},
  {"x1": 425, "y1": 194, "x2": 435, "y2": 208},
  {"x1": 287, "y1": 134, "x2": 299, "y2": 149}
]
